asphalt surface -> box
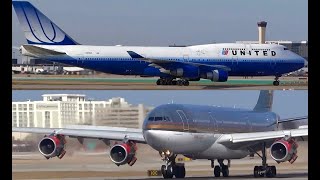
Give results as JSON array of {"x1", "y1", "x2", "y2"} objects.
[
  {"x1": 12, "y1": 142, "x2": 308, "y2": 180},
  {"x1": 12, "y1": 75, "x2": 308, "y2": 90}
]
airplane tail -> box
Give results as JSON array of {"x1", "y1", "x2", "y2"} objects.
[
  {"x1": 12, "y1": 1, "x2": 79, "y2": 45},
  {"x1": 253, "y1": 90, "x2": 273, "y2": 112}
]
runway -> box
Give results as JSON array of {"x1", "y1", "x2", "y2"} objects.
[
  {"x1": 12, "y1": 75, "x2": 308, "y2": 90},
  {"x1": 12, "y1": 142, "x2": 308, "y2": 180}
]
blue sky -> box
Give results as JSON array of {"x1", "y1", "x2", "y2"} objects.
[
  {"x1": 12, "y1": 0, "x2": 307, "y2": 47},
  {"x1": 12, "y1": 90, "x2": 308, "y2": 120}
]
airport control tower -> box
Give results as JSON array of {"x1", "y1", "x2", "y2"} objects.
[{"x1": 257, "y1": 21, "x2": 267, "y2": 44}]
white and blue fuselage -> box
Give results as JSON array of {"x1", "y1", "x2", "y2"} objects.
[{"x1": 30, "y1": 43, "x2": 305, "y2": 78}]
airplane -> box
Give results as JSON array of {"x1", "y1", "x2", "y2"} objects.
[
  {"x1": 12, "y1": 1, "x2": 307, "y2": 86},
  {"x1": 12, "y1": 90, "x2": 308, "y2": 178}
]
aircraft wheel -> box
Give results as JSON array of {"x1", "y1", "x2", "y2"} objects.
[
  {"x1": 177, "y1": 80, "x2": 183, "y2": 86},
  {"x1": 259, "y1": 166, "x2": 265, "y2": 177},
  {"x1": 266, "y1": 166, "x2": 276, "y2": 178},
  {"x1": 156, "y1": 79, "x2": 161, "y2": 85},
  {"x1": 271, "y1": 166, "x2": 276, "y2": 176},
  {"x1": 273, "y1": 81, "x2": 280, "y2": 86},
  {"x1": 183, "y1": 80, "x2": 189, "y2": 86},
  {"x1": 174, "y1": 165, "x2": 186, "y2": 178},
  {"x1": 254, "y1": 166, "x2": 259, "y2": 177},
  {"x1": 172, "y1": 80, "x2": 177, "y2": 85},
  {"x1": 221, "y1": 165, "x2": 229, "y2": 177},
  {"x1": 160, "y1": 79, "x2": 166, "y2": 85},
  {"x1": 161, "y1": 165, "x2": 168, "y2": 178},
  {"x1": 166, "y1": 165, "x2": 174, "y2": 178},
  {"x1": 161, "y1": 165, "x2": 173, "y2": 179},
  {"x1": 214, "y1": 165, "x2": 221, "y2": 177}
]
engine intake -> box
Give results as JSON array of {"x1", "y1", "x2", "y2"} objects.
[
  {"x1": 38, "y1": 134, "x2": 66, "y2": 159},
  {"x1": 110, "y1": 142, "x2": 137, "y2": 166},
  {"x1": 270, "y1": 138, "x2": 298, "y2": 163}
]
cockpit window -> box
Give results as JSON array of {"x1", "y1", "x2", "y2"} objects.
[
  {"x1": 284, "y1": 48, "x2": 289, "y2": 50},
  {"x1": 149, "y1": 116, "x2": 171, "y2": 122}
]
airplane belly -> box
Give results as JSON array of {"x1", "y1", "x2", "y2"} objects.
[
  {"x1": 191, "y1": 141, "x2": 249, "y2": 159},
  {"x1": 78, "y1": 60, "x2": 146, "y2": 75},
  {"x1": 143, "y1": 130, "x2": 215, "y2": 154}
]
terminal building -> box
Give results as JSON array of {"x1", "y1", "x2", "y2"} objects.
[{"x1": 12, "y1": 94, "x2": 153, "y2": 132}]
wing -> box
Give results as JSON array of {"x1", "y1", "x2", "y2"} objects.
[
  {"x1": 127, "y1": 51, "x2": 231, "y2": 72},
  {"x1": 218, "y1": 128, "x2": 308, "y2": 150},
  {"x1": 12, "y1": 125, "x2": 146, "y2": 143}
]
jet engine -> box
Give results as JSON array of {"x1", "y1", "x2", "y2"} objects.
[
  {"x1": 200, "y1": 70, "x2": 228, "y2": 82},
  {"x1": 169, "y1": 66, "x2": 200, "y2": 78},
  {"x1": 38, "y1": 134, "x2": 67, "y2": 159},
  {"x1": 270, "y1": 138, "x2": 298, "y2": 163},
  {"x1": 170, "y1": 68, "x2": 184, "y2": 77},
  {"x1": 109, "y1": 141, "x2": 137, "y2": 166}
]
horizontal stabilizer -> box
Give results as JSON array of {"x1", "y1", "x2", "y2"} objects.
[{"x1": 22, "y1": 45, "x2": 66, "y2": 56}]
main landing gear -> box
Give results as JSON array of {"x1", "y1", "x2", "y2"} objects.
[
  {"x1": 273, "y1": 76, "x2": 280, "y2": 86},
  {"x1": 253, "y1": 142, "x2": 277, "y2": 178},
  {"x1": 156, "y1": 78, "x2": 189, "y2": 86},
  {"x1": 211, "y1": 159, "x2": 230, "y2": 177},
  {"x1": 160, "y1": 151, "x2": 185, "y2": 179}
]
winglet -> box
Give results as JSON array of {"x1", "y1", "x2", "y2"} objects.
[
  {"x1": 127, "y1": 51, "x2": 144, "y2": 59},
  {"x1": 253, "y1": 90, "x2": 273, "y2": 112}
]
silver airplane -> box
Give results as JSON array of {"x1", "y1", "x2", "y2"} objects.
[{"x1": 12, "y1": 90, "x2": 308, "y2": 178}]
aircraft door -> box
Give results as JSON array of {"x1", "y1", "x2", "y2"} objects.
[
  {"x1": 232, "y1": 56, "x2": 238, "y2": 71},
  {"x1": 183, "y1": 55, "x2": 190, "y2": 62},
  {"x1": 176, "y1": 110, "x2": 189, "y2": 131},
  {"x1": 270, "y1": 58, "x2": 277, "y2": 71},
  {"x1": 76, "y1": 54, "x2": 84, "y2": 65}
]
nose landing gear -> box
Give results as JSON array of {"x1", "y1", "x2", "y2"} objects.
[
  {"x1": 273, "y1": 76, "x2": 280, "y2": 86},
  {"x1": 211, "y1": 159, "x2": 230, "y2": 177},
  {"x1": 159, "y1": 151, "x2": 186, "y2": 179}
]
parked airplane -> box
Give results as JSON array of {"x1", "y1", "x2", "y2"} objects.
[
  {"x1": 13, "y1": 1, "x2": 306, "y2": 86},
  {"x1": 13, "y1": 90, "x2": 308, "y2": 178}
]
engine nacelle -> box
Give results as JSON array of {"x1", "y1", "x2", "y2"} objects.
[
  {"x1": 170, "y1": 66, "x2": 200, "y2": 78},
  {"x1": 109, "y1": 142, "x2": 137, "y2": 166},
  {"x1": 270, "y1": 138, "x2": 298, "y2": 163},
  {"x1": 170, "y1": 68, "x2": 184, "y2": 77},
  {"x1": 38, "y1": 134, "x2": 67, "y2": 159},
  {"x1": 200, "y1": 70, "x2": 228, "y2": 82}
]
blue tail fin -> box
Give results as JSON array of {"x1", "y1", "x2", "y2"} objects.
[
  {"x1": 253, "y1": 90, "x2": 273, "y2": 112},
  {"x1": 12, "y1": 1, "x2": 79, "y2": 45}
]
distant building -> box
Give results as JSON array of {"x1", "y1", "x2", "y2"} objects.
[
  {"x1": 95, "y1": 99, "x2": 150, "y2": 128},
  {"x1": 236, "y1": 40, "x2": 308, "y2": 63},
  {"x1": 12, "y1": 94, "x2": 153, "y2": 131}
]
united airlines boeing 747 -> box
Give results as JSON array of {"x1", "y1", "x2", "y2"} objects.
[
  {"x1": 13, "y1": 1, "x2": 306, "y2": 86},
  {"x1": 13, "y1": 90, "x2": 308, "y2": 178}
]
